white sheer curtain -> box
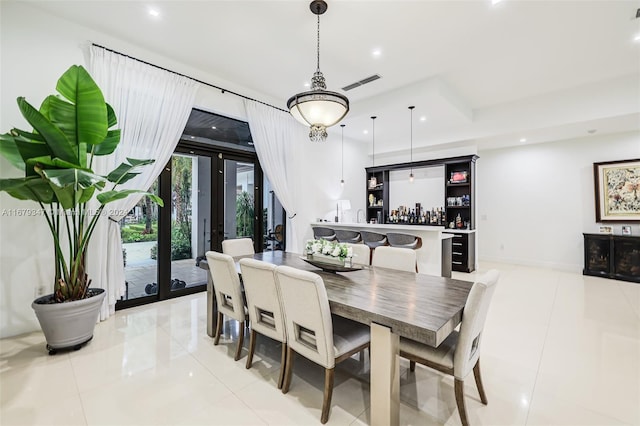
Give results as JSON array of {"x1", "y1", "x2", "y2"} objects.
[
  {"x1": 87, "y1": 45, "x2": 199, "y2": 319},
  {"x1": 244, "y1": 100, "x2": 306, "y2": 253}
]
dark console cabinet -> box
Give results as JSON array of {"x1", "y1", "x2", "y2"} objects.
[
  {"x1": 583, "y1": 233, "x2": 640, "y2": 283},
  {"x1": 445, "y1": 231, "x2": 475, "y2": 273}
]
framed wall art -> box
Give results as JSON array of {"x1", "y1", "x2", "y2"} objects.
[{"x1": 594, "y1": 159, "x2": 640, "y2": 222}]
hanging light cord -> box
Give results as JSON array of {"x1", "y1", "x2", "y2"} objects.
[
  {"x1": 341, "y1": 125, "x2": 345, "y2": 181},
  {"x1": 372, "y1": 116, "x2": 376, "y2": 167},
  {"x1": 408, "y1": 106, "x2": 415, "y2": 178},
  {"x1": 316, "y1": 13, "x2": 321, "y2": 72}
]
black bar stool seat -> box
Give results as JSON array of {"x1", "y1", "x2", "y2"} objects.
[
  {"x1": 312, "y1": 226, "x2": 337, "y2": 241},
  {"x1": 335, "y1": 229, "x2": 361, "y2": 243},
  {"x1": 386, "y1": 232, "x2": 422, "y2": 250}
]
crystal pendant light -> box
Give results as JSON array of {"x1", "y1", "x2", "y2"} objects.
[
  {"x1": 340, "y1": 124, "x2": 345, "y2": 187},
  {"x1": 409, "y1": 106, "x2": 415, "y2": 182},
  {"x1": 287, "y1": 0, "x2": 349, "y2": 142}
]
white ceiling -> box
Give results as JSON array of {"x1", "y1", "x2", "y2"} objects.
[{"x1": 22, "y1": 0, "x2": 640, "y2": 154}]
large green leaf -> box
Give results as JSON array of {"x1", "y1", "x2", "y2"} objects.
[
  {"x1": 106, "y1": 103, "x2": 117, "y2": 128},
  {"x1": 91, "y1": 129, "x2": 121, "y2": 156},
  {"x1": 13, "y1": 134, "x2": 52, "y2": 176},
  {"x1": 97, "y1": 189, "x2": 163, "y2": 207},
  {"x1": 42, "y1": 95, "x2": 77, "y2": 145},
  {"x1": 78, "y1": 186, "x2": 96, "y2": 204},
  {"x1": 39, "y1": 168, "x2": 106, "y2": 210},
  {"x1": 0, "y1": 133, "x2": 26, "y2": 170},
  {"x1": 0, "y1": 177, "x2": 56, "y2": 204},
  {"x1": 55, "y1": 65, "x2": 108, "y2": 147},
  {"x1": 50, "y1": 184, "x2": 77, "y2": 210},
  {"x1": 41, "y1": 168, "x2": 106, "y2": 190},
  {"x1": 106, "y1": 158, "x2": 155, "y2": 184},
  {"x1": 26, "y1": 155, "x2": 88, "y2": 172},
  {"x1": 17, "y1": 97, "x2": 78, "y2": 165},
  {"x1": 12, "y1": 128, "x2": 45, "y2": 142}
]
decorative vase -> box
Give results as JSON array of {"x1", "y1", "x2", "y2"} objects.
[{"x1": 31, "y1": 288, "x2": 106, "y2": 355}]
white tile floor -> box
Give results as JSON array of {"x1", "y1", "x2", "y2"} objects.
[{"x1": 1, "y1": 261, "x2": 639, "y2": 425}]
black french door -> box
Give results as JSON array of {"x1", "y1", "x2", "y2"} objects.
[{"x1": 116, "y1": 142, "x2": 263, "y2": 309}]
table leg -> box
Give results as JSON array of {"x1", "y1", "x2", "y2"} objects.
[
  {"x1": 371, "y1": 322, "x2": 400, "y2": 426},
  {"x1": 206, "y1": 274, "x2": 216, "y2": 338}
]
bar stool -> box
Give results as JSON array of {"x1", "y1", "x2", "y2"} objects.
[
  {"x1": 386, "y1": 233, "x2": 422, "y2": 250},
  {"x1": 334, "y1": 229, "x2": 361, "y2": 243},
  {"x1": 360, "y1": 231, "x2": 388, "y2": 249},
  {"x1": 312, "y1": 226, "x2": 337, "y2": 241},
  {"x1": 360, "y1": 231, "x2": 388, "y2": 264}
]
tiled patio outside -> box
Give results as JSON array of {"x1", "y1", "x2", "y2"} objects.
[{"x1": 123, "y1": 241, "x2": 208, "y2": 300}]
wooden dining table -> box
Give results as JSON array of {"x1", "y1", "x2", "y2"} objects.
[{"x1": 201, "y1": 251, "x2": 473, "y2": 426}]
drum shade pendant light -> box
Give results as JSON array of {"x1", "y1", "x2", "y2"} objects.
[
  {"x1": 368, "y1": 116, "x2": 377, "y2": 188},
  {"x1": 287, "y1": 0, "x2": 349, "y2": 142},
  {"x1": 340, "y1": 124, "x2": 345, "y2": 187},
  {"x1": 408, "y1": 106, "x2": 415, "y2": 183}
]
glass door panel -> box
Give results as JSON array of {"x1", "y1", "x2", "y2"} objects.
[
  {"x1": 224, "y1": 159, "x2": 255, "y2": 241},
  {"x1": 170, "y1": 154, "x2": 210, "y2": 292},
  {"x1": 263, "y1": 177, "x2": 285, "y2": 252},
  {"x1": 121, "y1": 178, "x2": 159, "y2": 300}
]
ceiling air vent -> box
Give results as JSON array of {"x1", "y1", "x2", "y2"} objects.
[{"x1": 341, "y1": 74, "x2": 381, "y2": 91}]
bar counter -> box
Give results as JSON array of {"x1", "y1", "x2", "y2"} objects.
[{"x1": 311, "y1": 222, "x2": 452, "y2": 277}]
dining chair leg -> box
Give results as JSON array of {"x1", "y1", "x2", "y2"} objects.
[
  {"x1": 473, "y1": 359, "x2": 488, "y2": 404},
  {"x1": 234, "y1": 321, "x2": 245, "y2": 361},
  {"x1": 454, "y1": 378, "x2": 470, "y2": 426},
  {"x1": 277, "y1": 343, "x2": 287, "y2": 389},
  {"x1": 213, "y1": 312, "x2": 223, "y2": 345},
  {"x1": 320, "y1": 368, "x2": 335, "y2": 424},
  {"x1": 282, "y1": 346, "x2": 295, "y2": 394},
  {"x1": 409, "y1": 360, "x2": 416, "y2": 372},
  {"x1": 245, "y1": 329, "x2": 257, "y2": 369}
]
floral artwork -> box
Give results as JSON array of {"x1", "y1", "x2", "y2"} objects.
[{"x1": 594, "y1": 159, "x2": 640, "y2": 222}]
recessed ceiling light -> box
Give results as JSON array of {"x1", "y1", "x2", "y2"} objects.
[
  {"x1": 304, "y1": 82, "x2": 310, "y2": 87},
  {"x1": 420, "y1": 116, "x2": 427, "y2": 122},
  {"x1": 211, "y1": 126, "x2": 216, "y2": 130},
  {"x1": 363, "y1": 130, "x2": 369, "y2": 135},
  {"x1": 148, "y1": 8, "x2": 160, "y2": 17},
  {"x1": 491, "y1": 0, "x2": 503, "y2": 5},
  {"x1": 634, "y1": 33, "x2": 640, "y2": 43},
  {"x1": 372, "y1": 49, "x2": 382, "y2": 57},
  {"x1": 190, "y1": 136, "x2": 195, "y2": 139},
  {"x1": 519, "y1": 138, "x2": 526, "y2": 143}
]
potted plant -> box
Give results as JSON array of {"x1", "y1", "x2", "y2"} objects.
[{"x1": 0, "y1": 65, "x2": 162, "y2": 354}]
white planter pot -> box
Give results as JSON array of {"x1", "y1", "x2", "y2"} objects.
[{"x1": 31, "y1": 288, "x2": 105, "y2": 354}]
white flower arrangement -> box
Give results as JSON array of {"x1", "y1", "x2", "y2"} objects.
[{"x1": 305, "y1": 239, "x2": 353, "y2": 260}]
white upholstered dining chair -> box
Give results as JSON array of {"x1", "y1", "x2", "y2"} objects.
[
  {"x1": 238, "y1": 258, "x2": 287, "y2": 389},
  {"x1": 221, "y1": 237, "x2": 255, "y2": 257},
  {"x1": 399, "y1": 269, "x2": 500, "y2": 426},
  {"x1": 274, "y1": 265, "x2": 371, "y2": 424},
  {"x1": 345, "y1": 243, "x2": 371, "y2": 266},
  {"x1": 371, "y1": 245, "x2": 417, "y2": 272},
  {"x1": 205, "y1": 251, "x2": 248, "y2": 361}
]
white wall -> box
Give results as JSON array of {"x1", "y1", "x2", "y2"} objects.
[
  {"x1": 389, "y1": 166, "x2": 445, "y2": 212},
  {"x1": 477, "y1": 131, "x2": 640, "y2": 271},
  {"x1": 0, "y1": 1, "x2": 363, "y2": 338}
]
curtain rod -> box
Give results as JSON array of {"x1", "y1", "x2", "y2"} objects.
[{"x1": 91, "y1": 43, "x2": 289, "y2": 113}]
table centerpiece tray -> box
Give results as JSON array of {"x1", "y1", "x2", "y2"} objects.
[{"x1": 299, "y1": 256, "x2": 363, "y2": 273}]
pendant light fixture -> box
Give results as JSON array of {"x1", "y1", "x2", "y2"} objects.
[
  {"x1": 408, "y1": 106, "x2": 415, "y2": 183},
  {"x1": 340, "y1": 124, "x2": 345, "y2": 187},
  {"x1": 287, "y1": 0, "x2": 349, "y2": 142},
  {"x1": 368, "y1": 116, "x2": 377, "y2": 189}
]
